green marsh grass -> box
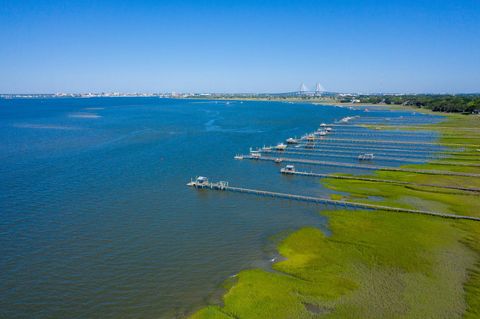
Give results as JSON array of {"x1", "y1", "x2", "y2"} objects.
[{"x1": 191, "y1": 113, "x2": 480, "y2": 318}]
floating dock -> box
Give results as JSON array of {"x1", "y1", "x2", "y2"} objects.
[{"x1": 187, "y1": 178, "x2": 480, "y2": 222}]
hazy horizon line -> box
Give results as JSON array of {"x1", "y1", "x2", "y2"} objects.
[{"x1": 2, "y1": 91, "x2": 480, "y2": 96}]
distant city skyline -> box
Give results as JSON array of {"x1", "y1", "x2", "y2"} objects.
[{"x1": 1, "y1": 0, "x2": 479, "y2": 94}]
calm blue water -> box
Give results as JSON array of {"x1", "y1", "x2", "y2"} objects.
[{"x1": 0, "y1": 98, "x2": 441, "y2": 318}]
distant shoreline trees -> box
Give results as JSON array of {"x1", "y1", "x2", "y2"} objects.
[{"x1": 354, "y1": 95, "x2": 480, "y2": 113}]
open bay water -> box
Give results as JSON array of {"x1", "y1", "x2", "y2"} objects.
[{"x1": 0, "y1": 98, "x2": 441, "y2": 318}]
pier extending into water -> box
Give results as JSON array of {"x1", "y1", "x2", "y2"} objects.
[
  {"x1": 261, "y1": 149, "x2": 480, "y2": 167},
  {"x1": 270, "y1": 147, "x2": 453, "y2": 160},
  {"x1": 293, "y1": 143, "x2": 475, "y2": 156},
  {"x1": 329, "y1": 123, "x2": 480, "y2": 132},
  {"x1": 330, "y1": 130, "x2": 480, "y2": 140},
  {"x1": 239, "y1": 155, "x2": 480, "y2": 177},
  {"x1": 194, "y1": 114, "x2": 480, "y2": 223},
  {"x1": 281, "y1": 170, "x2": 480, "y2": 193},
  {"x1": 187, "y1": 178, "x2": 480, "y2": 222},
  {"x1": 302, "y1": 137, "x2": 480, "y2": 148}
]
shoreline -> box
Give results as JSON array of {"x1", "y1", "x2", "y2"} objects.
[{"x1": 189, "y1": 108, "x2": 480, "y2": 318}]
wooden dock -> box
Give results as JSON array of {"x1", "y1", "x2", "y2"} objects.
[
  {"x1": 294, "y1": 144, "x2": 479, "y2": 158},
  {"x1": 241, "y1": 155, "x2": 480, "y2": 178},
  {"x1": 302, "y1": 137, "x2": 480, "y2": 148},
  {"x1": 188, "y1": 180, "x2": 480, "y2": 222},
  {"x1": 281, "y1": 170, "x2": 480, "y2": 193},
  {"x1": 329, "y1": 124, "x2": 480, "y2": 132},
  {"x1": 294, "y1": 143, "x2": 463, "y2": 155},
  {"x1": 331, "y1": 131, "x2": 479, "y2": 140},
  {"x1": 261, "y1": 149, "x2": 480, "y2": 167},
  {"x1": 269, "y1": 147, "x2": 447, "y2": 160}
]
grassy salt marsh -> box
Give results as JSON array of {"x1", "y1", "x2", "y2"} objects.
[{"x1": 190, "y1": 113, "x2": 480, "y2": 319}]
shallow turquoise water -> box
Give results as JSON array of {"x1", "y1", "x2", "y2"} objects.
[{"x1": 0, "y1": 98, "x2": 441, "y2": 318}]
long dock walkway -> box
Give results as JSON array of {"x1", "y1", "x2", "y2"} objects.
[
  {"x1": 188, "y1": 181, "x2": 480, "y2": 222},
  {"x1": 241, "y1": 155, "x2": 480, "y2": 177},
  {"x1": 283, "y1": 170, "x2": 480, "y2": 193},
  {"x1": 331, "y1": 131, "x2": 479, "y2": 140},
  {"x1": 295, "y1": 143, "x2": 480, "y2": 158},
  {"x1": 303, "y1": 137, "x2": 480, "y2": 148},
  {"x1": 329, "y1": 124, "x2": 480, "y2": 132},
  {"x1": 262, "y1": 149, "x2": 480, "y2": 167},
  {"x1": 295, "y1": 143, "x2": 458, "y2": 155},
  {"x1": 275, "y1": 147, "x2": 447, "y2": 160}
]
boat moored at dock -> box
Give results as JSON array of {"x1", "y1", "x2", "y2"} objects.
[
  {"x1": 338, "y1": 116, "x2": 359, "y2": 124},
  {"x1": 250, "y1": 150, "x2": 262, "y2": 159},
  {"x1": 187, "y1": 176, "x2": 209, "y2": 187},
  {"x1": 280, "y1": 165, "x2": 296, "y2": 174},
  {"x1": 187, "y1": 177, "x2": 229, "y2": 189},
  {"x1": 358, "y1": 153, "x2": 375, "y2": 160}
]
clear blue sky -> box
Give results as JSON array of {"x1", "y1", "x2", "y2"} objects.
[{"x1": 1, "y1": 0, "x2": 479, "y2": 93}]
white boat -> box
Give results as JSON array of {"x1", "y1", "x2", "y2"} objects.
[
  {"x1": 281, "y1": 165, "x2": 296, "y2": 174},
  {"x1": 306, "y1": 135, "x2": 315, "y2": 141},
  {"x1": 286, "y1": 137, "x2": 298, "y2": 144},
  {"x1": 325, "y1": 127, "x2": 332, "y2": 132},
  {"x1": 315, "y1": 130, "x2": 327, "y2": 136},
  {"x1": 250, "y1": 151, "x2": 261, "y2": 159},
  {"x1": 275, "y1": 143, "x2": 287, "y2": 151},
  {"x1": 358, "y1": 153, "x2": 374, "y2": 160},
  {"x1": 339, "y1": 116, "x2": 358, "y2": 124},
  {"x1": 274, "y1": 158, "x2": 283, "y2": 163},
  {"x1": 187, "y1": 176, "x2": 209, "y2": 187},
  {"x1": 234, "y1": 155, "x2": 244, "y2": 160},
  {"x1": 320, "y1": 123, "x2": 327, "y2": 127}
]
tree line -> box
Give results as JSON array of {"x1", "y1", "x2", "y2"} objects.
[{"x1": 354, "y1": 95, "x2": 480, "y2": 113}]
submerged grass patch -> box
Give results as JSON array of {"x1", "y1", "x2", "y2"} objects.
[{"x1": 190, "y1": 113, "x2": 480, "y2": 318}]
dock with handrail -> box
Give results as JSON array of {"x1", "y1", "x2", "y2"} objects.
[
  {"x1": 267, "y1": 147, "x2": 448, "y2": 160},
  {"x1": 330, "y1": 131, "x2": 480, "y2": 140},
  {"x1": 293, "y1": 143, "x2": 480, "y2": 158},
  {"x1": 280, "y1": 170, "x2": 480, "y2": 193},
  {"x1": 240, "y1": 155, "x2": 480, "y2": 177},
  {"x1": 261, "y1": 149, "x2": 480, "y2": 167},
  {"x1": 269, "y1": 140, "x2": 449, "y2": 152},
  {"x1": 300, "y1": 137, "x2": 480, "y2": 148},
  {"x1": 187, "y1": 178, "x2": 480, "y2": 222},
  {"x1": 293, "y1": 142, "x2": 463, "y2": 155},
  {"x1": 329, "y1": 123, "x2": 480, "y2": 132}
]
